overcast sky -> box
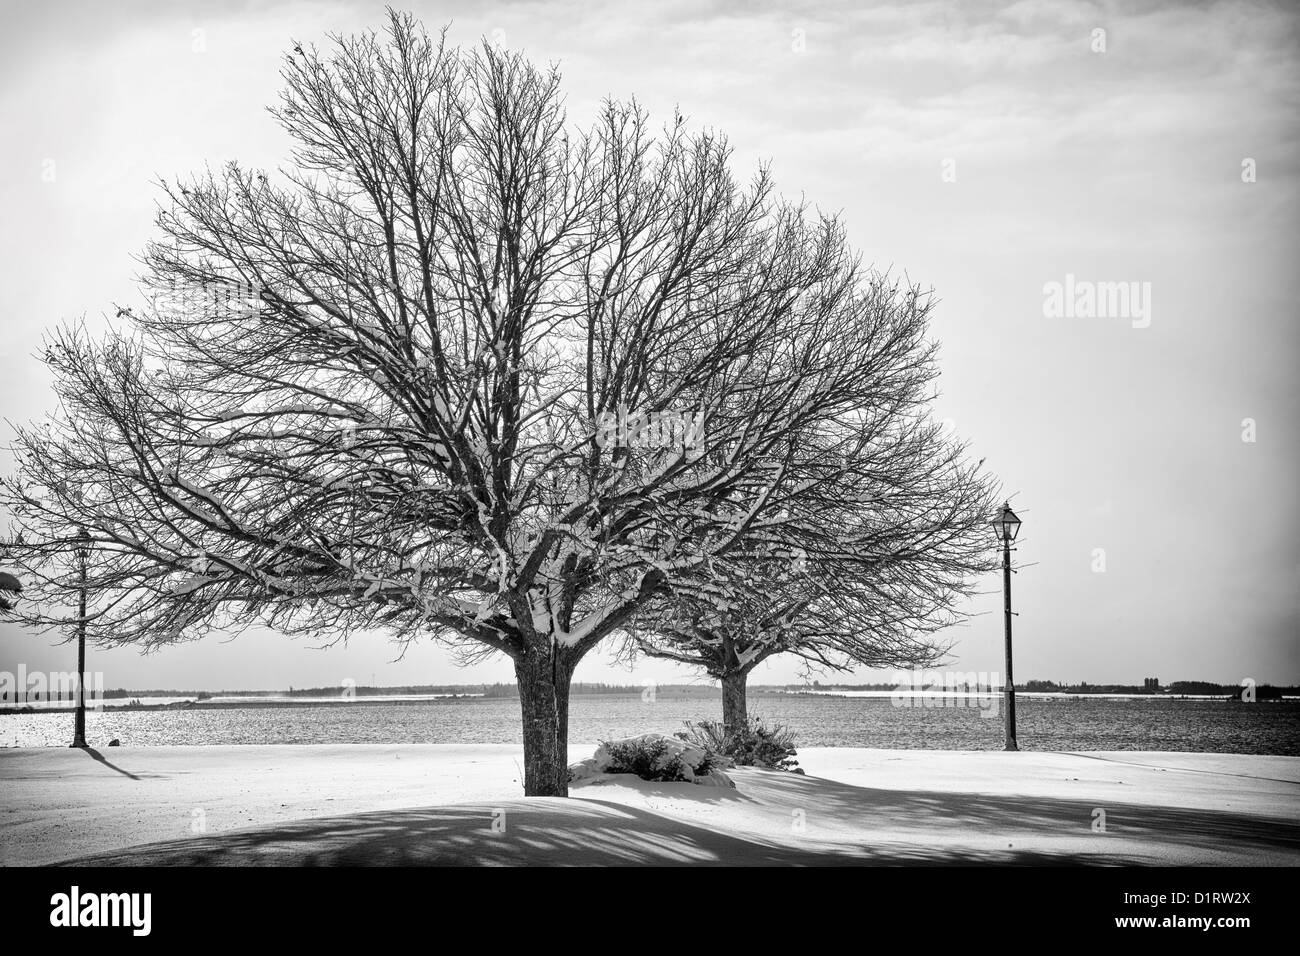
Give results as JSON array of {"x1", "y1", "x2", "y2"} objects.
[{"x1": 1, "y1": 0, "x2": 1296, "y2": 691}]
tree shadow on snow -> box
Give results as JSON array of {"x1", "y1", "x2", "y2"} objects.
[{"x1": 56, "y1": 798, "x2": 1101, "y2": 866}]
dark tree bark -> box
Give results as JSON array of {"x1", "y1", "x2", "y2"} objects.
[
  {"x1": 555, "y1": 660, "x2": 572, "y2": 770},
  {"x1": 721, "y1": 670, "x2": 749, "y2": 738},
  {"x1": 514, "y1": 645, "x2": 574, "y2": 797}
]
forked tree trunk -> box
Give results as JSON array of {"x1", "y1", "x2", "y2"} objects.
[
  {"x1": 721, "y1": 670, "x2": 748, "y2": 738},
  {"x1": 515, "y1": 645, "x2": 574, "y2": 797}
]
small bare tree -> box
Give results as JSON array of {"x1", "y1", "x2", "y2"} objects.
[
  {"x1": 2, "y1": 12, "x2": 981, "y2": 795},
  {"x1": 630, "y1": 428, "x2": 998, "y2": 736}
]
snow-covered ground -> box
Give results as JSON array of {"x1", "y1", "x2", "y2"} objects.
[{"x1": 1, "y1": 745, "x2": 1295, "y2": 866}]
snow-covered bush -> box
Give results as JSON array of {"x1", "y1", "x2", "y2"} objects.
[
  {"x1": 676, "y1": 719, "x2": 802, "y2": 773},
  {"x1": 568, "y1": 733, "x2": 734, "y2": 787},
  {"x1": 604, "y1": 736, "x2": 703, "y2": 782}
]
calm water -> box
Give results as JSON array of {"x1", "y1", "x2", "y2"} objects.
[{"x1": 3, "y1": 694, "x2": 1298, "y2": 754}]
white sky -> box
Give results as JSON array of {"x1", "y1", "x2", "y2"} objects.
[{"x1": 1, "y1": 0, "x2": 1296, "y2": 691}]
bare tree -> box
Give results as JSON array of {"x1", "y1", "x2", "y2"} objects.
[
  {"x1": 2, "y1": 12, "x2": 980, "y2": 795},
  {"x1": 628, "y1": 434, "x2": 999, "y2": 736}
]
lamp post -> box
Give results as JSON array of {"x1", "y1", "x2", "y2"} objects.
[
  {"x1": 992, "y1": 503, "x2": 1022, "y2": 752},
  {"x1": 71, "y1": 527, "x2": 91, "y2": 749}
]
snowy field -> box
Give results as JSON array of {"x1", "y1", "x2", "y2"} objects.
[{"x1": 1, "y1": 745, "x2": 1296, "y2": 866}]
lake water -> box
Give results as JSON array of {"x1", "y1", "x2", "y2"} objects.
[{"x1": 3, "y1": 693, "x2": 1298, "y2": 754}]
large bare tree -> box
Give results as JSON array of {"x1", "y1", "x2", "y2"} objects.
[{"x1": 2, "y1": 12, "x2": 982, "y2": 795}]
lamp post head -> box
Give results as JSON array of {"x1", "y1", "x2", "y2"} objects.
[{"x1": 992, "y1": 502, "x2": 1022, "y2": 544}]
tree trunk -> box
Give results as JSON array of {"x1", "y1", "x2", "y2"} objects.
[
  {"x1": 721, "y1": 670, "x2": 748, "y2": 738},
  {"x1": 555, "y1": 665, "x2": 571, "y2": 767},
  {"x1": 514, "y1": 645, "x2": 573, "y2": 797}
]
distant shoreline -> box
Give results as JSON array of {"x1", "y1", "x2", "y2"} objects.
[{"x1": 3, "y1": 687, "x2": 1295, "y2": 716}]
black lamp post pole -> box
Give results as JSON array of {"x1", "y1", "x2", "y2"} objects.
[
  {"x1": 1002, "y1": 533, "x2": 1017, "y2": 752},
  {"x1": 71, "y1": 531, "x2": 88, "y2": 749}
]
